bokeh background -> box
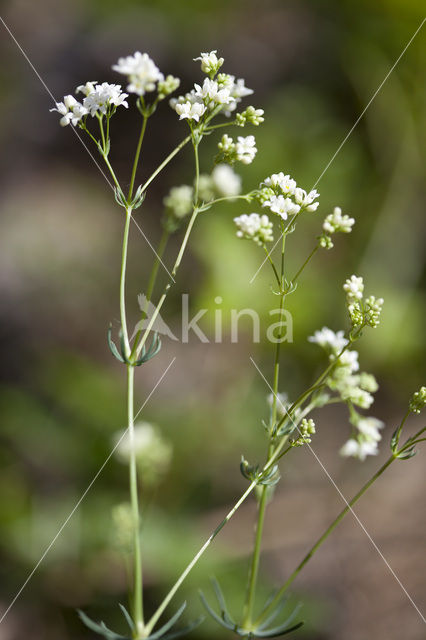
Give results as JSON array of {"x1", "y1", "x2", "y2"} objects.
[{"x1": 0, "y1": 1, "x2": 425, "y2": 639}]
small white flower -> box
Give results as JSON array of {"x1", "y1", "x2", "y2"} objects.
[
  {"x1": 164, "y1": 185, "x2": 193, "y2": 218},
  {"x1": 112, "y1": 51, "x2": 164, "y2": 95},
  {"x1": 357, "y1": 417, "x2": 384, "y2": 441},
  {"x1": 294, "y1": 188, "x2": 320, "y2": 211},
  {"x1": 194, "y1": 78, "x2": 234, "y2": 105},
  {"x1": 76, "y1": 81, "x2": 97, "y2": 96},
  {"x1": 344, "y1": 275, "x2": 364, "y2": 301},
  {"x1": 175, "y1": 100, "x2": 206, "y2": 122},
  {"x1": 337, "y1": 349, "x2": 359, "y2": 373},
  {"x1": 323, "y1": 206, "x2": 355, "y2": 233},
  {"x1": 211, "y1": 164, "x2": 242, "y2": 197},
  {"x1": 264, "y1": 195, "x2": 300, "y2": 220},
  {"x1": 83, "y1": 83, "x2": 128, "y2": 116},
  {"x1": 262, "y1": 173, "x2": 297, "y2": 195},
  {"x1": 194, "y1": 50, "x2": 224, "y2": 75},
  {"x1": 235, "y1": 135, "x2": 257, "y2": 164},
  {"x1": 308, "y1": 327, "x2": 348, "y2": 353},
  {"x1": 50, "y1": 94, "x2": 88, "y2": 126},
  {"x1": 340, "y1": 438, "x2": 379, "y2": 460},
  {"x1": 267, "y1": 391, "x2": 289, "y2": 418},
  {"x1": 234, "y1": 213, "x2": 273, "y2": 245}
]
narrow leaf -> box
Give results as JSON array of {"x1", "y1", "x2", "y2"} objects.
[
  {"x1": 148, "y1": 602, "x2": 186, "y2": 640},
  {"x1": 161, "y1": 615, "x2": 204, "y2": 640},
  {"x1": 118, "y1": 604, "x2": 135, "y2": 632},
  {"x1": 107, "y1": 325, "x2": 125, "y2": 363},
  {"x1": 255, "y1": 621, "x2": 304, "y2": 638}
]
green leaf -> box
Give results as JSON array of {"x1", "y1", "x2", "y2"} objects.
[
  {"x1": 255, "y1": 621, "x2": 304, "y2": 638},
  {"x1": 161, "y1": 616, "x2": 204, "y2": 640},
  {"x1": 118, "y1": 604, "x2": 135, "y2": 632},
  {"x1": 107, "y1": 325, "x2": 125, "y2": 363},
  {"x1": 77, "y1": 610, "x2": 130, "y2": 640},
  {"x1": 148, "y1": 602, "x2": 187, "y2": 640}
]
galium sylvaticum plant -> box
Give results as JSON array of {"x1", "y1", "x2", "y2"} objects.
[{"x1": 51, "y1": 49, "x2": 426, "y2": 640}]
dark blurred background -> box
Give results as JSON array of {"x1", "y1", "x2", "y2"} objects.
[{"x1": 0, "y1": 1, "x2": 425, "y2": 639}]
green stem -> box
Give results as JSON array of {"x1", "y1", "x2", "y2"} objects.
[
  {"x1": 291, "y1": 245, "x2": 319, "y2": 284},
  {"x1": 120, "y1": 208, "x2": 132, "y2": 357},
  {"x1": 128, "y1": 115, "x2": 148, "y2": 201},
  {"x1": 127, "y1": 365, "x2": 144, "y2": 635},
  {"x1": 208, "y1": 194, "x2": 253, "y2": 207},
  {"x1": 263, "y1": 245, "x2": 281, "y2": 287},
  {"x1": 242, "y1": 231, "x2": 287, "y2": 628},
  {"x1": 133, "y1": 140, "x2": 200, "y2": 361},
  {"x1": 140, "y1": 135, "x2": 191, "y2": 193},
  {"x1": 253, "y1": 453, "x2": 396, "y2": 628},
  {"x1": 129, "y1": 228, "x2": 170, "y2": 361},
  {"x1": 144, "y1": 481, "x2": 257, "y2": 636}
]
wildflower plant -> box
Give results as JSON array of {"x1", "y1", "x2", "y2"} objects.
[{"x1": 50, "y1": 49, "x2": 425, "y2": 640}]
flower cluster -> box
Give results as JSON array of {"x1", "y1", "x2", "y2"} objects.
[
  {"x1": 291, "y1": 419, "x2": 316, "y2": 447},
  {"x1": 217, "y1": 134, "x2": 258, "y2": 165},
  {"x1": 409, "y1": 386, "x2": 426, "y2": 414},
  {"x1": 234, "y1": 213, "x2": 274, "y2": 245},
  {"x1": 112, "y1": 51, "x2": 171, "y2": 97},
  {"x1": 309, "y1": 325, "x2": 383, "y2": 459},
  {"x1": 114, "y1": 422, "x2": 172, "y2": 485},
  {"x1": 344, "y1": 275, "x2": 384, "y2": 329},
  {"x1": 198, "y1": 164, "x2": 242, "y2": 201},
  {"x1": 256, "y1": 172, "x2": 319, "y2": 222},
  {"x1": 163, "y1": 185, "x2": 194, "y2": 231},
  {"x1": 319, "y1": 206, "x2": 355, "y2": 249},
  {"x1": 340, "y1": 416, "x2": 385, "y2": 460},
  {"x1": 170, "y1": 50, "x2": 259, "y2": 125},
  {"x1": 50, "y1": 82, "x2": 129, "y2": 127}
]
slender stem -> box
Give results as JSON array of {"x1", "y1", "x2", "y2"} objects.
[
  {"x1": 98, "y1": 115, "x2": 106, "y2": 151},
  {"x1": 204, "y1": 120, "x2": 237, "y2": 131},
  {"x1": 291, "y1": 245, "x2": 319, "y2": 285},
  {"x1": 129, "y1": 228, "x2": 170, "y2": 361},
  {"x1": 140, "y1": 135, "x2": 191, "y2": 193},
  {"x1": 263, "y1": 245, "x2": 281, "y2": 287},
  {"x1": 128, "y1": 115, "x2": 149, "y2": 201},
  {"x1": 253, "y1": 454, "x2": 396, "y2": 627},
  {"x1": 242, "y1": 231, "x2": 287, "y2": 628},
  {"x1": 208, "y1": 194, "x2": 253, "y2": 207},
  {"x1": 133, "y1": 140, "x2": 200, "y2": 361},
  {"x1": 120, "y1": 207, "x2": 132, "y2": 357},
  {"x1": 193, "y1": 140, "x2": 200, "y2": 206},
  {"x1": 127, "y1": 365, "x2": 144, "y2": 635},
  {"x1": 144, "y1": 481, "x2": 257, "y2": 636},
  {"x1": 103, "y1": 154, "x2": 122, "y2": 191}
]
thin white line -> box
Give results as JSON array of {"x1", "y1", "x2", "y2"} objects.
[
  {"x1": 250, "y1": 356, "x2": 425, "y2": 623},
  {"x1": 0, "y1": 15, "x2": 175, "y2": 278},
  {"x1": 0, "y1": 357, "x2": 176, "y2": 624},
  {"x1": 131, "y1": 216, "x2": 175, "y2": 283},
  {"x1": 249, "y1": 17, "x2": 426, "y2": 284}
]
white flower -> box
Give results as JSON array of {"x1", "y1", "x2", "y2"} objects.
[
  {"x1": 323, "y1": 206, "x2": 355, "y2": 233},
  {"x1": 231, "y1": 77, "x2": 253, "y2": 99},
  {"x1": 175, "y1": 100, "x2": 206, "y2": 122},
  {"x1": 76, "y1": 81, "x2": 97, "y2": 96},
  {"x1": 83, "y1": 83, "x2": 128, "y2": 116},
  {"x1": 264, "y1": 195, "x2": 300, "y2": 220},
  {"x1": 114, "y1": 422, "x2": 171, "y2": 463},
  {"x1": 112, "y1": 51, "x2": 164, "y2": 95},
  {"x1": 262, "y1": 173, "x2": 297, "y2": 195},
  {"x1": 234, "y1": 213, "x2": 273, "y2": 245},
  {"x1": 344, "y1": 275, "x2": 364, "y2": 301},
  {"x1": 164, "y1": 185, "x2": 193, "y2": 218},
  {"x1": 235, "y1": 135, "x2": 257, "y2": 164},
  {"x1": 294, "y1": 188, "x2": 320, "y2": 212},
  {"x1": 194, "y1": 50, "x2": 224, "y2": 75},
  {"x1": 357, "y1": 417, "x2": 384, "y2": 441},
  {"x1": 340, "y1": 438, "x2": 379, "y2": 460},
  {"x1": 194, "y1": 78, "x2": 234, "y2": 105},
  {"x1": 211, "y1": 164, "x2": 242, "y2": 197},
  {"x1": 308, "y1": 327, "x2": 348, "y2": 353},
  {"x1": 336, "y1": 349, "x2": 359, "y2": 373},
  {"x1": 50, "y1": 94, "x2": 87, "y2": 126}
]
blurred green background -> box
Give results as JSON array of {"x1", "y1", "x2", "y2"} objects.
[{"x1": 0, "y1": 1, "x2": 425, "y2": 639}]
